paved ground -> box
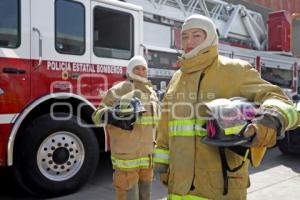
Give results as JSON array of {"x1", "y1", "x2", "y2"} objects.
[
  {"x1": 247, "y1": 148, "x2": 300, "y2": 200},
  {"x1": 0, "y1": 148, "x2": 300, "y2": 200}
]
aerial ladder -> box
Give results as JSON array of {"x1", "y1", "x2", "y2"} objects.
[{"x1": 127, "y1": 0, "x2": 267, "y2": 50}]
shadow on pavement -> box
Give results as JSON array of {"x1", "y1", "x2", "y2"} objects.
[
  {"x1": 0, "y1": 166, "x2": 37, "y2": 200},
  {"x1": 249, "y1": 147, "x2": 300, "y2": 174},
  {"x1": 6, "y1": 147, "x2": 298, "y2": 199}
]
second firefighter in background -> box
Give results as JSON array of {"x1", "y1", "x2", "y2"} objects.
[{"x1": 93, "y1": 56, "x2": 160, "y2": 200}]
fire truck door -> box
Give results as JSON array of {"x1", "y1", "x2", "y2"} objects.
[
  {"x1": 0, "y1": 0, "x2": 31, "y2": 114},
  {"x1": 30, "y1": 0, "x2": 91, "y2": 98},
  {"x1": 90, "y1": 1, "x2": 142, "y2": 101}
]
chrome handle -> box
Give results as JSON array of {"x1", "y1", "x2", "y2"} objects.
[
  {"x1": 32, "y1": 27, "x2": 43, "y2": 69},
  {"x1": 140, "y1": 44, "x2": 148, "y2": 61}
]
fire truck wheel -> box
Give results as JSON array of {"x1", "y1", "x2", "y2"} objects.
[
  {"x1": 277, "y1": 134, "x2": 291, "y2": 155},
  {"x1": 14, "y1": 113, "x2": 99, "y2": 197},
  {"x1": 277, "y1": 129, "x2": 300, "y2": 155}
]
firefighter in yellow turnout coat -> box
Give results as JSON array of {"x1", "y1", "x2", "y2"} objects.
[
  {"x1": 93, "y1": 56, "x2": 160, "y2": 200},
  {"x1": 154, "y1": 15, "x2": 299, "y2": 200}
]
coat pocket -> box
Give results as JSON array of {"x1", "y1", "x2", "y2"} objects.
[
  {"x1": 207, "y1": 171, "x2": 249, "y2": 190},
  {"x1": 108, "y1": 125, "x2": 139, "y2": 155}
]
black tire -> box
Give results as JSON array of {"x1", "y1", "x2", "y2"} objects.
[
  {"x1": 277, "y1": 129, "x2": 300, "y2": 155},
  {"x1": 14, "y1": 113, "x2": 99, "y2": 197},
  {"x1": 277, "y1": 136, "x2": 291, "y2": 155}
]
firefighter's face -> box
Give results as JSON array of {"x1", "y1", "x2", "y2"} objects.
[
  {"x1": 133, "y1": 65, "x2": 147, "y2": 78},
  {"x1": 181, "y1": 28, "x2": 207, "y2": 53}
]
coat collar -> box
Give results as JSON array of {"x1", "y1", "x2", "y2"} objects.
[{"x1": 179, "y1": 45, "x2": 218, "y2": 74}]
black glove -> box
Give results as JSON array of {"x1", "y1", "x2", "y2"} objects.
[{"x1": 106, "y1": 109, "x2": 136, "y2": 131}]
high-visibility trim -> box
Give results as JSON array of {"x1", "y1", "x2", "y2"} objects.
[
  {"x1": 154, "y1": 148, "x2": 169, "y2": 164},
  {"x1": 169, "y1": 124, "x2": 205, "y2": 132},
  {"x1": 135, "y1": 116, "x2": 160, "y2": 125},
  {"x1": 169, "y1": 129, "x2": 208, "y2": 137},
  {"x1": 263, "y1": 99, "x2": 298, "y2": 129},
  {"x1": 168, "y1": 194, "x2": 209, "y2": 200},
  {"x1": 169, "y1": 119, "x2": 207, "y2": 137},
  {"x1": 169, "y1": 118, "x2": 206, "y2": 126},
  {"x1": 224, "y1": 124, "x2": 246, "y2": 135},
  {"x1": 119, "y1": 107, "x2": 134, "y2": 113},
  {"x1": 111, "y1": 156, "x2": 151, "y2": 169}
]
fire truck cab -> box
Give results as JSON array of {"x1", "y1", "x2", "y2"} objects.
[
  {"x1": 1, "y1": 0, "x2": 300, "y2": 197},
  {"x1": 0, "y1": 0, "x2": 143, "y2": 196}
]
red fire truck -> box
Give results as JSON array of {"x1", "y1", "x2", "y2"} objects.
[
  {"x1": 0, "y1": 0, "x2": 144, "y2": 196},
  {"x1": 0, "y1": 0, "x2": 300, "y2": 197}
]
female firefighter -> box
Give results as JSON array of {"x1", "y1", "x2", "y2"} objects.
[
  {"x1": 154, "y1": 14, "x2": 299, "y2": 200},
  {"x1": 92, "y1": 56, "x2": 160, "y2": 200}
]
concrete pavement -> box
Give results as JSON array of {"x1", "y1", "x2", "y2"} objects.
[
  {"x1": 1, "y1": 148, "x2": 300, "y2": 199},
  {"x1": 248, "y1": 148, "x2": 300, "y2": 200}
]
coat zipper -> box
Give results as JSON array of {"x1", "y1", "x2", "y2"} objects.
[{"x1": 191, "y1": 72, "x2": 205, "y2": 190}]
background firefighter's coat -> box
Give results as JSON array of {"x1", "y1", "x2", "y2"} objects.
[
  {"x1": 93, "y1": 79, "x2": 160, "y2": 165},
  {"x1": 154, "y1": 45, "x2": 299, "y2": 200}
]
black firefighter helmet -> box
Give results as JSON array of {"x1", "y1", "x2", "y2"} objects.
[
  {"x1": 113, "y1": 96, "x2": 146, "y2": 116},
  {"x1": 106, "y1": 97, "x2": 146, "y2": 131}
]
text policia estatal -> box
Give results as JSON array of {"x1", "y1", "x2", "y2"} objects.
[{"x1": 47, "y1": 61, "x2": 123, "y2": 74}]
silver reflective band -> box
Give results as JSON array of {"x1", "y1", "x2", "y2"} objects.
[
  {"x1": 0, "y1": 113, "x2": 19, "y2": 124},
  {"x1": 153, "y1": 152, "x2": 169, "y2": 164},
  {"x1": 169, "y1": 123, "x2": 207, "y2": 137},
  {"x1": 154, "y1": 153, "x2": 169, "y2": 161},
  {"x1": 169, "y1": 124, "x2": 206, "y2": 132}
]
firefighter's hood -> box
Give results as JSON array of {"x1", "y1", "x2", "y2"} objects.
[
  {"x1": 181, "y1": 14, "x2": 219, "y2": 59},
  {"x1": 127, "y1": 56, "x2": 148, "y2": 83}
]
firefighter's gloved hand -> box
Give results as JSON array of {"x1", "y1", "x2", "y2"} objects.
[
  {"x1": 243, "y1": 124, "x2": 277, "y2": 147},
  {"x1": 118, "y1": 114, "x2": 136, "y2": 131},
  {"x1": 107, "y1": 109, "x2": 136, "y2": 131},
  {"x1": 119, "y1": 90, "x2": 144, "y2": 113},
  {"x1": 243, "y1": 114, "x2": 281, "y2": 148}
]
